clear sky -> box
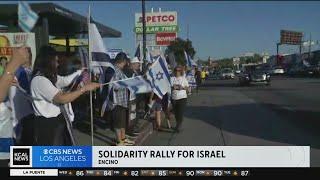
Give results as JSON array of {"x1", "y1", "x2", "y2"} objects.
[{"x1": 2, "y1": 1, "x2": 320, "y2": 60}]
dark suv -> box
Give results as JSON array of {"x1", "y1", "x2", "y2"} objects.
[{"x1": 238, "y1": 64, "x2": 271, "y2": 86}]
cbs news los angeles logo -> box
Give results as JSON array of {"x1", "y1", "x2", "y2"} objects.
[{"x1": 10, "y1": 146, "x2": 32, "y2": 167}]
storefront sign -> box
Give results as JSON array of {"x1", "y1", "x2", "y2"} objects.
[
  {"x1": 156, "y1": 33, "x2": 177, "y2": 46},
  {"x1": 135, "y1": 25, "x2": 179, "y2": 34},
  {"x1": 135, "y1": 11, "x2": 177, "y2": 27},
  {"x1": 0, "y1": 33, "x2": 36, "y2": 67}
]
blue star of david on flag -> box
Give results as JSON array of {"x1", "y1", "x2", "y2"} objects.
[{"x1": 156, "y1": 71, "x2": 164, "y2": 81}]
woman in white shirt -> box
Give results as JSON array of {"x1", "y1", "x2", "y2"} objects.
[
  {"x1": 171, "y1": 66, "x2": 189, "y2": 133},
  {"x1": 30, "y1": 46, "x2": 100, "y2": 145}
]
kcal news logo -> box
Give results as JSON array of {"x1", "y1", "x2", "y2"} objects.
[{"x1": 12, "y1": 148, "x2": 30, "y2": 165}]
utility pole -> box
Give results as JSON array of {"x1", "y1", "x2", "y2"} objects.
[
  {"x1": 142, "y1": 0, "x2": 147, "y2": 72},
  {"x1": 276, "y1": 43, "x2": 280, "y2": 65}
]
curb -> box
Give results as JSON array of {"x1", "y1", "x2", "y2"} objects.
[{"x1": 134, "y1": 120, "x2": 154, "y2": 146}]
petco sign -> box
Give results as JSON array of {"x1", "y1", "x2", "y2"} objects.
[
  {"x1": 156, "y1": 33, "x2": 177, "y2": 46},
  {"x1": 135, "y1": 11, "x2": 177, "y2": 27}
]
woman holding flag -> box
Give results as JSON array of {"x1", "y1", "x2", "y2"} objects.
[{"x1": 30, "y1": 46, "x2": 100, "y2": 145}]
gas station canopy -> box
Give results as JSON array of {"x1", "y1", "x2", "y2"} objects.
[{"x1": 0, "y1": 3, "x2": 121, "y2": 38}]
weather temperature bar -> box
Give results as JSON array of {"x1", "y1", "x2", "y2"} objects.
[{"x1": 55, "y1": 169, "x2": 250, "y2": 177}]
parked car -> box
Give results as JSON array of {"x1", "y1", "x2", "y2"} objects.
[
  {"x1": 235, "y1": 69, "x2": 241, "y2": 74},
  {"x1": 287, "y1": 66, "x2": 305, "y2": 77},
  {"x1": 239, "y1": 65, "x2": 271, "y2": 86},
  {"x1": 288, "y1": 65, "x2": 319, "y2": 77},
  {"x1": 269, "y1": 66, "x2": 285, "y2": 75},
  {"x1": 306, "y1": 65, "x2": 320, "y2": 77},
  {"x1": 219, "y1": 68, "x2": 235, "y2": 79}
]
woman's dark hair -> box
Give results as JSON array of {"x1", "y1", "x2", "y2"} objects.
[
  {"x1": 32, "y1": 46, "x2": 58, "y2": 84},
  {"x1": 114, "y1": 52, "x2": 128, "y2": 64}
]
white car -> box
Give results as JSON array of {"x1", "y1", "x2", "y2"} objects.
[
  {"x1": 220, "y1": 68, "x2": 235, "y2": 79},
  {"x1": 270, "y1": 67, "x2": 285, "y2": 75}
]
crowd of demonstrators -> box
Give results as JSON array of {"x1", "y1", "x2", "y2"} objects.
[{"x1": 0, "y1": 44, "x2": 200, "y2": 152}]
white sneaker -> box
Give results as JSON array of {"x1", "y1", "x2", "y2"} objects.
[
  {"x1": 116, "y1": 141, "x2": 126, "y2": 146},
  {"x1": 124, "y1": 138, "x2": 135, "y2": 145}
]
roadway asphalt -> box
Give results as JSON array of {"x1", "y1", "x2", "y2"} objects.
[{"x1": 143, "y1": 76, "x2": 320, "y2": 167}]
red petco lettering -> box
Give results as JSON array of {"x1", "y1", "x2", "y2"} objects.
[
  {"x1": 139, "y1": 15, "x2": 175, "y2": 23},
  {"x1": 156, "y1": 33, "x2": 176, "y2": 45}
]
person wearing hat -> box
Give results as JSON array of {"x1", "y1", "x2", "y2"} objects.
[
  {"x1": 171, "y1": 66, "x2": 189, "y2": 133},
  {"x1": 124, "y1": 56, "x2": 144, "y2": 137},
  {"x1": 130, "y1": 57, "x2": 142, "y2": 75}
]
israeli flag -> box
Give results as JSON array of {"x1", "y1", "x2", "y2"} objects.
[
  {"x1": 184, "y1": 51, "x2": 196, "y2": 67},
  {"x1": 168, "y1": 52, "x2": 177, "y2": 68},
  {"x1": 18, "y1": 1, "x2": 39, "y2": 32},
  {"x1": 146, "y1": 56, "x2": 171, "y2": 99},
  {"x1": 146, "y1": 48, "x2": 154, "y2": 63},
  {"x1": 89, "y1": 22, "x2": 114, "y2": 68},
  {"x1": 134, "y1": 44, "x2": 140, "y2": 60},
  {"x1": 113, "y1": 76, "x2": 152, "y2": 94},
  {"x1": 77, "y1": 46, "x2": 89, "y2": 68}
]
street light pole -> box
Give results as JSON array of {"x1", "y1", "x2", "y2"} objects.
[{"x1": 142, "y1": 0, "x2": 147, "y2": 72}]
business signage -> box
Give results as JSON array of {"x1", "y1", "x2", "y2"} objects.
[
  {"x1": 280, "y1": 30, "x2": 303, "y2": 45},
  {"x1": 135, "y1": 25, "x2": 179, "y2": 34},
  {"x1": 135, "y1": 11, "x2": 177, "y2": 27},
  {"x1": 233, "y1": 57, "x2": 240, "y2": 65},
  {"x1": 156, "y1": 33, "x2": 177, "y2": 46},
  {"x1": 0, "y1": 33, "x2": 36, "y2": 67},
  {"x1": 136, "y1": 34, "x2": 156, "y2": 46}
]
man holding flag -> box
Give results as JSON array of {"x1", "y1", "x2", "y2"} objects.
[{"x1": 108, "y1": 52, "x2": 135, "y2": 146}]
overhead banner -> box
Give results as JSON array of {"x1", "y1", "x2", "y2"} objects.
[
  {"x1": 135, "y1": 11, "x2": 177, "y2": 27},
  {"x1": 156, "y1": 33, "x2": 177, "y2": 46},
  {"x1": 0, "y1": 33, "x2": 36, "y2": 67},
  {"x1": 10, "y1": 146, "x2": 310, "y2": 168},
  {"x1": 135, "y1": 25, "x2": 179, "y2": 34}
]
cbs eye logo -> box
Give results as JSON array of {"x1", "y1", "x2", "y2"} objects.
[{"x1": 12, "y1": 148, "x2": 30, "y2": 165}]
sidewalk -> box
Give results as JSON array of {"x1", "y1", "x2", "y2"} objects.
[{"x1": 72, "y1": 114, "x2": 154, "y2": 146}]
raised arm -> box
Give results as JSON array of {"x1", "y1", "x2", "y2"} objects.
[{"x1": 0, "y1": 47, "x2": 29, "y2": 102}]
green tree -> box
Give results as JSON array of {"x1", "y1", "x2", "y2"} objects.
[{"x1": 166, "y1": 38, "x2": 196, "y2": 66}]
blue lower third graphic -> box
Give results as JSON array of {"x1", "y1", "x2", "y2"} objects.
[{"x1": 32, "y1": 146, "x2": 92, "y2": 167}]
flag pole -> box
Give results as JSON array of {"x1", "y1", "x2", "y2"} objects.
[
  {"x1": 100, "y1": 76, "x2": 143, "y2": 86},
  {"x1": 87, "y1": 5, "x2": 94, "y2": 146}
]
